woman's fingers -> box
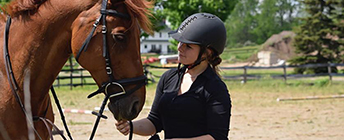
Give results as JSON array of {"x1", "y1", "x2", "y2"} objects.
[
  {"x1": 115, "y1": 120, "x2": 128, "y2": 129},
  {"x1": 120, "y1": 125, "x2": 130, "y2": 135},
  {"x1": 115, "y1": 120, "x2": 130, "y2": 135}
]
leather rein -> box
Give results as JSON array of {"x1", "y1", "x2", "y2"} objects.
[
  {"x1": 3, "y1": 0, "x2": 146, "y2": 139},
  {"x1": 4, "y1": 16, "x2": 69, "y2": 140}
]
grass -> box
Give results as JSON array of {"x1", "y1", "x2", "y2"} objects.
[
  {"x1": 51, "y1": 85, "x2": 101, "y2": 109},
  {"x1": 221, "y1": 45, "x2": 261, "y2": 63}
]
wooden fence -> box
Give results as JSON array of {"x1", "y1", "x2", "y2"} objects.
[
  {"x1": 54, "y1": 62, "x2": 344, "y2": 89},
  {"x1": 53, "y1": 57, "x2": 95, "y2": 89},
  {"x1": 220, "y1": 63, "x2": 344, "y2": 83}
]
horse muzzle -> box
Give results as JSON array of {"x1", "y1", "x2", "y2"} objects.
[{"x1": 108, "y1": 95, "x2": 142, "y2": 120}]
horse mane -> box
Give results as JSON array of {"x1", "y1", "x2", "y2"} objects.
[
  {"x1": 1, "y1": 0, "x2": 153, "y2": 34},
  {"x1": 1, "y1": 0, "x2": 47, "y2": 17},
  {"x1": 124, "y1": 0, "x2": 153, "y2": 34}
]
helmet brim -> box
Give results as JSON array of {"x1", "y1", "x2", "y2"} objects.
[{"x1": 168, "y1": 30, "x2": 201, "y2": 45}]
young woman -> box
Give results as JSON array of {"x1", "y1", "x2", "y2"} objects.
[{"x1": 116, "y1": 13, "x2": 231, "y2": 140}]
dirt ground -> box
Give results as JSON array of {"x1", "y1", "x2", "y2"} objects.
[
  {"x1": 52, "y1": 92, "x2": 344, "y2": 140},
  {"x1": 53, "y1": 107, "x2": 154, "y2": 140}
]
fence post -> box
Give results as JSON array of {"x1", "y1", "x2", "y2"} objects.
[
  {"x1": 69, "y1": 57, "x2": 73, "y2": 90},
  {"x1": 243, "y1": 66, "x2": 247, "y2": 84},
  {"x1": 283, "y1": 64, "x2": 287, "y2": 84},
  {"x1": 327, "y1": 62, "x2": 332, "y2": 83}
]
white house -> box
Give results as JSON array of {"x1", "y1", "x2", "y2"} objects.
[{"x1": 140, "y1": 26, "x2": 172, "y2": 54}]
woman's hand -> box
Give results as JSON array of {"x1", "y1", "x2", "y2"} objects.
[
  {"x1": 115, "y1": 118, "x2": 157, "y2": 136},
  {"x1": 115, "y1": 120, "x2": 130, "y2": 135}
]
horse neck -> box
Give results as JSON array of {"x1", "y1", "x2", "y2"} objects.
[{"x1": 3, "y1": 0, "x2": 99, "y2": 108}]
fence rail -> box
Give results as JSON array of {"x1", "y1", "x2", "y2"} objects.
[
  {"x1": 54, "y1": 62, "x2": 344, "y2": 89},
  {"x1": 219, "y1": 63, "x2": 344, "y2": 83}
]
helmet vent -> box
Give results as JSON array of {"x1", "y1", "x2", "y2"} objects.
[
  {"x1": 179, "y1": 16, "x2": 198, "y2": 32},
  {"x1": 201, "y1": 13, "x2": 215, "y2": 19}
]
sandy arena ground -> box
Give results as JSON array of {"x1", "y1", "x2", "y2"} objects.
[{"x1": 52, "y1": 92, "x2": 344, "y2": 140}]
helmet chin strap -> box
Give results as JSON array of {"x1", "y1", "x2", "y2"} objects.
[
  {"x1": 186, "y1": 57, "x2": 206, "y2": 69},
  {"x1": 186, "y1": 45, "x2": 207, "y2": 69},
  {"x1": 178, "y1": 45, "x2": 208, "y2": 77}
]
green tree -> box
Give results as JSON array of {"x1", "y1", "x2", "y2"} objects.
[
  {"x1": 331, "y1": 0, "x2": 344, "y2": 62},
  {"x1": 225, "y1": 0, "x2": 301, "y2": 48},
  {"x1": 0, "y1": 0, "x2": 11, "y2": 7},
  {"x1": 290, "y1": 0, "x2": 344, "y2": 74},
  {"x1": 141, "y1": 8, "x2": 166, "y2": 38},
  {"x1": 253, "y1": 0, "x2": 280, "y2": 44},
  {"x1": 152, "y1": 0, "x2": 238, "y2": 52},
  {"x1": 156, "y1": 0, "x2": 238, "y2": 29},
  {"x1": 276, "y1": 0, "x2": 300, "y2": 29},
  {"x1": 253, "y1": 0, "x2": 300, "y2": 44},
  {"x1": 226, "y1": 0, "x2": 259, "y2": 48}
]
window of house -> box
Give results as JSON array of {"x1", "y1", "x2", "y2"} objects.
[{"x1": 167, "y1": 45, "x2": 171, "y2": 52}]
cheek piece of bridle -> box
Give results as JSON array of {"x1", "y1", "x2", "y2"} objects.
[{"x1": 75, "y1": 0, "x2": 147, "y2": 140}]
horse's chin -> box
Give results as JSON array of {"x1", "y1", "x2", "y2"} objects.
[
  {"x1": 108, "y1": 103, "x2": 120, "y2": 120},
  {"x1": 107, "y1": 98, "x2": 140, "y2": 121}
]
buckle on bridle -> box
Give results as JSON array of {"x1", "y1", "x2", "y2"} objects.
[
  {"x1": 105, "y1": 82, "x2": 126, "y2": 98},
  {"x1": 102, "y1": 27, "x2": 107, "y2": 34},
  {"x1": 106, "y1": 67, "x2": 112, "y2": 75}
]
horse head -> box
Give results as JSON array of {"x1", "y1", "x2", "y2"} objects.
[
  {"x1": 71, "y1": 0, "x2": 152, "y2": 121},
  {"x1": 0, "y1": 0, "x2": 151, "y2": 139}
]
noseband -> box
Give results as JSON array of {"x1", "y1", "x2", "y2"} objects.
[{"x1": 75, "y1": 0, "x2": 146, "y2": 140}]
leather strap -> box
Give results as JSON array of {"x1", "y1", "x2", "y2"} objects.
[
  {"x1": 3, "y1": 16, "x2": 43, "y2": 140},
  {"x1": 128, "y1": 121, "x2": 133, "y2": 140}
]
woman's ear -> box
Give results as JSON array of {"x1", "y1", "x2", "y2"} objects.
[
  {"x1": 202, "y1": 48, "x2": 213, "y2": 59},
  {"x1": 206, "y1": 48, "x2": 213, "y2": 56}
]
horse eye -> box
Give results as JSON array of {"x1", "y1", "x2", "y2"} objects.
[{"x1": 112, "y1": 33, "x2": 126, "y2": 42}]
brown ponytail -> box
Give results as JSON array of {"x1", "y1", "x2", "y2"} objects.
[{"x1": 206, "y1": 48, "x2": 222, "y2": 77}]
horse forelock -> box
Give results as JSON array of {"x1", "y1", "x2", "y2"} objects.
[{"x1": 124, "y1": 0, "x2": 153, "y2": 34}]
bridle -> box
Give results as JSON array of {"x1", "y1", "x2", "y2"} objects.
[
  {"x1": 3, "y1": 0, "x2": 146, "y2": 139},
  {"x1": 75, "y1": 0, "x2": 147, "y2": 139},
  {"x1": 76, "y1": 0, "x2": 147, "y2": 100}
]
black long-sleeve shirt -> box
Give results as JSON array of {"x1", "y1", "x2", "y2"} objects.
[{"x1": 147, "y1": 65, "x2": 231, "y2": 140}]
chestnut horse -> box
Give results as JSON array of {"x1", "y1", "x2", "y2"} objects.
[{"x1": 0, "y1": 0, "x2": 151, "y2": 139}]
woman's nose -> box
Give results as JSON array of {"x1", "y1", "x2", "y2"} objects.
[{"x1": 178, "y1": 42, "x2": 184, "y2": 52}]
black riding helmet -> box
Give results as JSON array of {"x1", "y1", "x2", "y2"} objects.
[
  {"x1": 169, "y1": 13, "x2": 226, "y2": 69},
  {"x1": 169, "y1": 13, "x2": 226, "y2": 55}
]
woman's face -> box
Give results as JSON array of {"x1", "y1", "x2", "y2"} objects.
[{"x1": 178, "y1": 42, "x2": 200, "y2": 65}]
